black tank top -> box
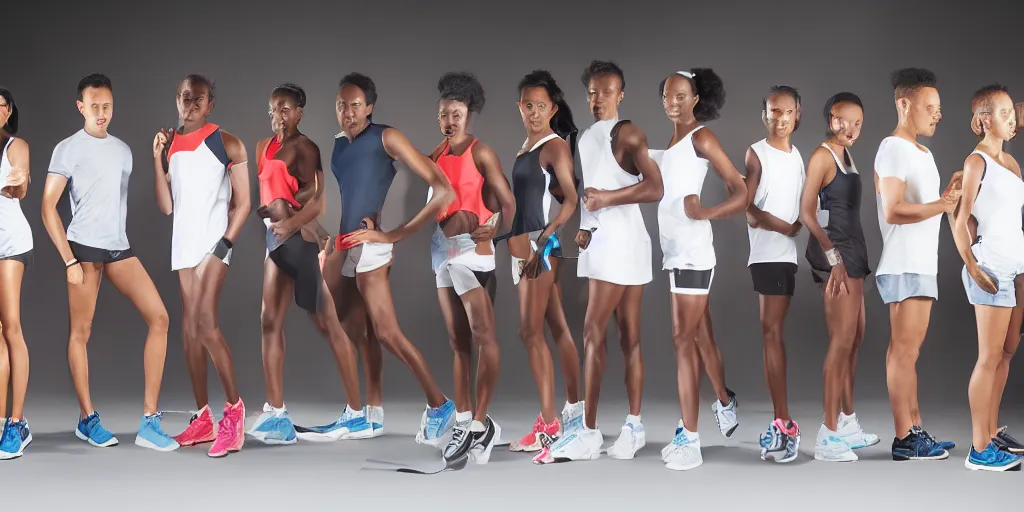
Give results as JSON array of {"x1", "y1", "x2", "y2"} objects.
[
  {"x1": 509, "y1": 133, "x2": 568, "y2": 236},
  {"x1": 806, "y1": 145, "x2": 871, "y2": 278}
]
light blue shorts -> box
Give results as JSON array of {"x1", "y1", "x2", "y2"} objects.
[
  {"x1": 876, "y1": 273, "x2": 938, "y2": 304},
  {"x1": 961, "y1": 265, "x2": 1017, "y2": 308}
]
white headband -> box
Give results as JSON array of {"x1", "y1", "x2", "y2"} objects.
[{"x1": 675, "y1": 71, "x2": 695, "y2": 79}]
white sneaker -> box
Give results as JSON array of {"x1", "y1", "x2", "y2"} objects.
[
  {"x1": 662, "y1": 420, "x2": 684, "y2": 460},
  {"x1": 711, "y1": 389, "x2": 738, "y2": 438},
  {"x1": 837, "y1": 412, "x2": 879, "y2": 449},
  {"x1": 606, "y1": 417, "x2": 646, "y2": 460},
  {"x1": 468, "y1": 418, "x2": 502, "y2": 465},
  {"x1": 367, "y1": 405, "x2": 384, "y2": 438},
  {"x1": 814, "y1": 424, "x2": 858, "y2": 462},
  {"x1": 537, "y1": 427, "x2": 603, "y2": 464},
  {"x1": 664, "y1": 428, "x2": 703, "y2": 471},
  {"x1": 561, "y1": 401, "x2": 585, "y2": 436}
]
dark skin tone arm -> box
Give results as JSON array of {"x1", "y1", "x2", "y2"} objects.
[
  {"x1": 799, "y1": 147, "x2": 847, "y2": 298},
  {"x1": 744, "y1": 147, "x2": 801, "y2": 236},
  {"x1": 269, "y1": 136, "x2": 323, "y2": 237},
  {"x1": 536, "y1": 137, "x2": 577, "y2": 244},
  {"x1": 221, "y1": 131, "x2": 251, "y2": 243},
  {"x1": 684, "y1": 128, "x2": 748, "y2": 220},
  {"x1": 1, "y1": 138, "x2": 30, "y2": 200},
  {"x1": 470, "y1": 140, "x2": 516, "y2": 240}
]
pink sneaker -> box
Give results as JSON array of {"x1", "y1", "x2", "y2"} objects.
[
  {"x1": 208, "y1": 400, "x2": 245, "y2": 458},
  {"x1": 173, "y1": 405, "x2": 217, "y2": 446},
  {"x1": 509, "y1": 414, "x2": 560, "y2": 453}
]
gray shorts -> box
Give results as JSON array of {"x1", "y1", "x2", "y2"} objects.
[
  {"x1": 876, "y1": 273, "x2": 938, "y2": 304},
  {"x1": 962, "y1": 265, "x2": 1017, "y2": 308}
]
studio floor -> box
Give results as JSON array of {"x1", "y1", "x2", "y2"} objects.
[{"x1": 3, "y1": 396, "x2": 1017, "y2": 511}]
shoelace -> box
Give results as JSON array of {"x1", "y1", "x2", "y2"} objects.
[
  {"x1": 450, "y1": 426, "x2": 470, "y2": 447},
  {"x1": 672, "y1": 431, "x2": 694, "y2": 447}
]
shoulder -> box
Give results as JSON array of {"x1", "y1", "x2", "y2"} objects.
[
  {"x1": 7, "y1": 137, "x2": 29, "y2": 154},
  {"x1": 691, "y1": 125, "x2": 718, "y2": 150},
  {"x1": 471, "y1": 139, "x2": 499, "y2": 163},
  {"x1": 108, "y1": 133, "x2": 130, "y2": 150},
  {"x1": 963, "y1": 152, "x2": 986, "y2": 172},
  {"x1": 540, "y1": 134, "x2": 571, "y2": 160},
  {"x1": 614, "y1": 121, "x2": 648, "y2": 147},
  {"x1": 807, "y1": 146, "x2": 835, "y2": 170}
]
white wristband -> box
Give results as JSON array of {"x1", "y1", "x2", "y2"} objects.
[{"x1": 825, "y1": 248, "x2": 843, "y2": 267}]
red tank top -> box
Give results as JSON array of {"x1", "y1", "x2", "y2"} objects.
[
  {"x1": 434, "y1": 138, "x2": 493, "y2": 223},
  {"x1": 258, "y1": 137, "x2": 301, "y2": 209}
]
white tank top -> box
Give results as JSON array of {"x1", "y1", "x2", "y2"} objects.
[
  {"x1": 0, "y1": 137, "x2": 33, "y2": 258},
  {"x1": 747, "y1": 139, "x2": 805, "y2": 265},
  {"x1": 167, "y1": 124, "x2": 232, "y2": 270},
  {"x1": 970, "y1": 150, "x2": 1024, "y2": 275},
  {"x1": 655, "y1": 125, "x2": 715, "y2": 271}
]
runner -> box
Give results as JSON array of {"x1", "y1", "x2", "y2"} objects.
[{"x1": 40, "y1": 74, "x2": 177, "y2": 451}]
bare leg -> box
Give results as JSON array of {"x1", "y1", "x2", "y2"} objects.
[
  {"x1": 694, "y1": 305, "x2": 729, "y2": 405},
  {"x1": 672, "y1": 293, "x2": 709, "y2": 432},
  {"x1": 0, "y1": 325, "x2": 8, "y2": 419},
  {"x1": 991, "y1": 275, "x2": 1024, "y2": 434},
  {"x1": 616, "y1": 285, "x2": 644, "y2": 417},
  {"x1": 0, "y1": 260, "x2": 29, "y2": 420},
  {"x1": 759, "y1": 294, "x2": 792, "y2": 421},
  {"x1": 260, "y1": 257, "x2": 293, "y2": 408},
  {"x1": 886, "y1": 298, "x2": 933, "y2": 437},
  {"x1": 324, "y1": 251, "x2": 382, "y2": 406},
  {"x1": 969, "y1": 304, "x2": 1012, "y2": 450},
  {"x1": 582, "y1": 279, "x2": 627, "y2": 430},
  {"x1": 545, "y1": 260, "x2": 581, "y2": 404},
  {"x1": 517, "y1": 269, "x2": 559, "y2": 423},
  {"x1": 177, "y1": 270, "x2": 209, "y2": 408},
  {"x1": 192, "y1": 257, "x2": 240, "y2": 404},
  {"x1": 822, "y1": 279, "x2": 864, "y2": 431},
  {"x1": 310, "y1": 279, "x2": 363, "y2": 410},
  {"x1": 104, "y1": 257, "x2": 170, "y2": 415},
  {"x1": 842, "y1": 297, "x2": 867, "y2": 416},
  {"x1": 437, "y1": 287, "x2": 473, "y2": 414},
  {"x1": 461, "y1": 286, "x2": 500, "y2": 422},
  {"x1": 67, "y1": 263, "x2": 103, "y2": 418}
]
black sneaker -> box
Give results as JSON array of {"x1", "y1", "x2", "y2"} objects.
[
  {"x1": 468, "y1": 416, "x2": 499, "y2": 463},
  {"x1": 892, "y1": 428, "x2": 949, "y2": 461},
  {"x1": 443, "y1": 421, "x2": 472, "y2": 463},
  {"x1": 995, "y1": 427, "x2": 1024, "y2": 454}
]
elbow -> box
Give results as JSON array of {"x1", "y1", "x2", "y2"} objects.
[
  {"x1": 648, "y1": 182, "x2": 665, "y2": 202},
  {"x1": 883, "y1": 208, "x2": 898, "y2": 225}
]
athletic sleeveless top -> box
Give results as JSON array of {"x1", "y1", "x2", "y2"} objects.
[
  {"x1": 258, "y1": 137, "x2": 300, "y2": 209},
  {"x1": 805, "y1": 144, "x2": 870, "y2": 277},
  {"x1": 510, "y1": 133, "x2": 562, "y2": 236},
  {"x1": 970, "y1": 150, "x2": 1024, "y2": 274},
  {"x1": 332, "y1": 123, "x2": 396, "y2": 235},
  {"x1": 432, "y1": 138, "x2": 492, "y2": 224},
  {"x1": 656, "y1": 125, "x2": 715, "y2": 271},
  {"x1": 747, "y1": 139, "x2": 805, "y2": 265},
  {"x1": 167, "y1": 123, "x2": 232, "y2": 270},
  {"x1": 0, "y1": 137, "x2": 33, "y2": 258}
]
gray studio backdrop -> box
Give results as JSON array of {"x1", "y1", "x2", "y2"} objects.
[{"x1": 5, "y1": 0, "x2": 1024, "y2": 410}]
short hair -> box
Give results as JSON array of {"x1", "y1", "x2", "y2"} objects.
[
  {"x1": 271, "y1": 83, "x2": 307, "y2": 108},
  {"x1": 823, "y1": 92, "x2": 864, "y2": 137},
  {"x1": 339, "y1": 73, "x2": 378, "y2": 106},
  {"x1": 658, "y1": 68, "x2": 726, "y2": 122},
  {"x1": 178, "y1": 74, "x2": 215, "y2": 100},
  {"x1": 763, "y1": 85, "x2": 801, "y2": 132},
  {"x1": 77, "y1": 73, "x2": 112, "y2": 100},
  {"x1": 892, "y1": 68, "x2": 937, "y2": 100},
  {"x1": 581, "y1": 60, "x2": 626, "y2": 91},
  {"x1": 437, "y1": 72, "x2": 485, "y2": 114},
  {"x1": 971, "y1": 83, "x2": 1010, "y2": 114},
  {"x1": 0, "y1": 87, "x2": 18, "y2": 135}
]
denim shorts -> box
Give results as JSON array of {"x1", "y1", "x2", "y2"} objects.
[
  {"x1": 876, "y1": 273, "x2": 938, "y2": 304},
  {"x1": 961, "y1": 265, "x2": 1017, "y2": 308}
]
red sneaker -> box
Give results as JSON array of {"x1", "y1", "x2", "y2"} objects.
[
  {"x1": 509, "y1": 414, "x2": 560, "y2": 453},
  {"x1": 208, "y1": 400, "x2": 245, "y2": 458},
  {"x1": 173, "y1": 405, "x2": 217, "y2": 447}
]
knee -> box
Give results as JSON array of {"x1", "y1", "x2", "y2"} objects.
[
  {"x1": 760, "y1": 320, "x2": 783, "y2": 346},
  {"x1": 0, "y1": 320, "x2": 22, "y2": 341},
  {"x1": 194, "y1": 311, "x2": 218, "y2": 340},
  {"x1": 888, "y1": 341, "x2": 920, "y2": 364},
  {"x1": 69, "y1": 321, "x2": 93, "y2": 346},
  {"x1": 468, "y1": 317, "x2": 497, "y2": 348},
  {"x1": 449, "y1": 335, "x2": 472, "y2": 355},
  {"x1": 518, "y1": 323, "x2": 543, "y2": 346},
  {"x1": 260, "y1": 311, "x2": 281, "y2": 336},
  {"x1": 582, "y1": 321, "x2": 605, "y2": 347},
  {"x1": 374, "y1": 327, "x2": 400, "y2": 349},
  {"x1": 1001, "y1": 345, "x2": 1016, "y2": 365},
  {"x1": 148, "y1": 308, "x2": 170, "y2": 333},
  {"x1": 672, "y1": 328, "x2": 696, "y2": 352}
]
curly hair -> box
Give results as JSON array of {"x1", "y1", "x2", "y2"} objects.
[
  {"x1": 438, "y1": 72, "x2": 485, "y2": 114},
  {"x1": 518, "y1": 69, "x2": 577, "y2": 140},
  {"x1": 272, "y1": 83, "x2": 307, "y2": 108},
  {"x1": 659, "y1": 68, "x2": 726, "y2": 122},
  {"x1": 892, "y1": 68, "x2": 937, "y2": 100},
  {"x1": 580, "y1": 60, "x2": 626, "y2": 91}
]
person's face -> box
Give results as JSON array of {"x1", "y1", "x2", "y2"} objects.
[
  {"x1": 765, "y1": 93, "x2": 799, "y2": 138},
  {"x1": 336, "y1": 84, "x2": 373, "y2": 134},
  {"x1": 517, "y1": 86, "x2": 557, "y2": 135},
  {"x1": 0, "y1": 96, "x2": 10, "y2": 132},
  {"x1": 903, "y1": 86, "x2": 942, "y2": 137},
  {"x1": 829, "y1": 102, "x2": 864, "y2": 147},
  {"x1": 177, "y1": 80, "x2": 213, "y2": 125},
  {"x1": 979, "y1": 92, "x2": 1016, "y2": 141},
  {"x1": 587, "y1": 73, "x2": 624, "y2": 121},
  {"x1": 662, "y1": 74, "x2": 698, "y2": 121},
  {"x1": 269, "y1": 94, "x2": 300, "y2": 133},
  {"x1": 438, "y1": 99, "x2": 469, "y2": 139},
  {"x1": 77, "y1": 86, "x2": 113, "y2": 132}
]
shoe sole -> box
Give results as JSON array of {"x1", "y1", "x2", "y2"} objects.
[
  {"x1": 892, "y1": 449, "x2": 950, "y2": 461},
  {"x1": 607, "y1": 435, "x2": 646, "y2": 460},
  {"x1": 176, "y1": 435, "x2": 217, "y2": 447},
  {"x1": 665, "y1": 458, "x2": 703, "y2": 471},
  {"x1": 468, "y1": 422, "x2": 502, "y2": 465},
  {"x1": 75, "y1": 429, "x2": 118, "y2": 447},
  {"x1": 135, "y1": 436, "x2": 180, "y2": 452},
  {"x1": 847, "y1": 437, "x2": 881, "y2": 450},
  {"x1": 246, "y1": 432, "x2": 297, "y2": 445},
  {"x1": 814, "y1": 452, "x2": 858, "y2": 462},
  {"x1": 965, "y1": 457, "x2": 1023, "y2": 471},
  {"x1": 296, "y1": 426, "x2": 375, "y2": 443}
]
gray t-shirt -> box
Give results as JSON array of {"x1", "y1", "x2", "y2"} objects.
[{"x1": 47, "y1": 129, "x2": 132, "y2": 250}]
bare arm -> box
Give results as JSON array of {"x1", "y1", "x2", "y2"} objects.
[
  {"x1": 222, "y1": 131, "x2": 251, "y2": 243},
  {"x1": 473, "y1": 141, "x2": 516, "y2": 233},
  {"x1": 744, "y1": 146, "x2": 798, "y2": 235},
  {"x1": 692, "y1": 128, "x2": 748, "y2": 220},
  {"x1": 253, "y1": 138, "x2": 268, "y2": 209},
  {"x1": 951, "y1": 155, "x2": 982, "y2": 269},
  {"x1": 383, "y1": 127, "x2": 453, "y2": 242},
  {"x1": 41, "y1": 174, "x2": 75, "y2": 263},
  {"x1": 593, "y1": 123, "x2": 663, "y2": 207},
  {"x1": 152, "y1": 130, "x2": 173, "y2": 215},
  {"x1": 279, "y1": 139, "x2": 323, "y2": 231},
  {"x1": 537, "y1": 137, "x2": 578, "y2": 240},
  {"x1": 799, "y1": 149, "x2": 837, "y2": 253},
  {"x1": 878, "y1": 176, "x2": 948, "y2": 224},
  {"x1": 2, "y1": 138, "x2": 30, "y2": 200}
]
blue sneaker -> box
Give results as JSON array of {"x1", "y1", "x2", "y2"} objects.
[
  {"x1": 891, "y1": 428, "x2": 948, "y2": 461},
  {"x1": 295, "y1": 405, "x2": 373, "y2": 442},
  {"x1": 76, "y1": 412, "x2": 118, "y2": 447},
  {"x1": 915, "y1": 427, "x2": 955, "y2": 452},
  {"x1": 965, "y1": 442, "x2": 1023, "y2": 471},
  {"x1": 247, "y1": 402, "x2": 297, "y2": 445},
  {"x1": 416, "y1": 399, "x2": 455, "y2": 446},
  {"x1": 135, "y1": 413, "x2": 179, "y2": 452}
]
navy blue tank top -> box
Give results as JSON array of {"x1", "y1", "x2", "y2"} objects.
[
  {"x1": 509, "y1": 133, "x2": 577, "y2": 236},
  {"x1": 331, "y1": 123, "x2": 397, "y2": 234}
]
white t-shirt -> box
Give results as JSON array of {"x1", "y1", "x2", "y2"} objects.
[
  {"x1": 747, "y1": 139, "x2": 805, "y2": 265},
  {"x1": 874, "y1": 136, "x2": 941, "y2": 276}
]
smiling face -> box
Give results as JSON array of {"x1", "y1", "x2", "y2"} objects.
[
  {"x1": 517, "y1": 86, "x2": 556, "y2": 137},
  {"x1": 438, "y1": 99, "x2": 469, "y2": 139},
  {"x1": 336, "y1": 84, "x2": 373, "y2": 136},
  {"x1": 177, "y1": 79, "x2": 213, "y2": 126},
  {"x1": 828, "y1": 101, "x2": 864, "y2": 147},
  {"x1": 77, "y1": 86, "x2": 114, "y2": 133},
  {"x1": 662, "y1": 74, "x2": 697, "y2": 122},
  {"x1": 587, "y1": 73, "x2": 623, "y2": 121}
]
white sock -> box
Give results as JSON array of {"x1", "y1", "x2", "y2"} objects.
[
  {"x1": 345, "y1": 405, "x2": 364, "y2": 416},
  {"x1": 456, "y1": 411, "x2": 472, "y2": 423},
  {"x1": 625, "y1": 414, "x2": 642, "y2": 426},
  {"x1": 683, "y1": 428, "x2": 699, "y2": 441},
  {"x1": 677, "y1": 420, "x2": 685, "y2": 429},
  {"x1": 839, "y1": 411, "x2": 855, "y2": 422},
  {"x1": 470, "y1": 420, "x2": 486, "y2": 432}
]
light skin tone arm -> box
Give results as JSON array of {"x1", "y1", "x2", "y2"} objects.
[
  {"x1": 685, "y1": 128, "x2": 748, "y2": 220},
  {"x1": 744, "y1": 147, "x2": 801, "y2": 236},
  {"x1": 221, "y1": 131, "x2": 251, "y2": 243},
  {"x1": 152, "y1": 130, "x2": 173, "y2": 215},
  {"x1": 581, "y1": 123, "x2": 663, "y2": 210},
  {"x1": 471, "y1": 141, "x2": 516, "y2": 239},
  {"x1": 951, "y1": 154, "x2": 996, "y2": 292},
  {"x1": 1, "y1": 138, "x2": 30, "y2": 200},
  {"x1": 271, "y1": 139, "x2": 323, "y2": 235},
  {"x1": 41, "y1": 173, "x2": 82, "y2": 283},
  {"x1": 799, "y1": 148, "x2": 848, "y2": 297}
]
